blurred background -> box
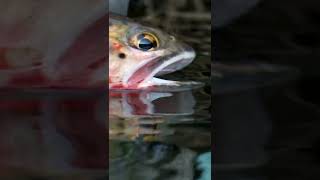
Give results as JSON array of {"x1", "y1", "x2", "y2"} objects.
[
  {"x1": 213, "y1": 0, "x2": 320, "y2": 179},
  {"x1": 214, "y1": 0, "x2": 320, "y2": 99}
]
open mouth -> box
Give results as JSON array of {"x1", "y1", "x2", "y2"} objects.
[{"x1": 124, "y1": 50, "x2": 195, "y2": 88}]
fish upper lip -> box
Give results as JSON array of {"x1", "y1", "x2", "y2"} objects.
[{"x1": 124, "y1": 49, "x2": 195, "y2": 87}]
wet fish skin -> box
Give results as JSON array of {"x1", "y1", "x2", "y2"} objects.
[
  {"x1": 0, "y1": 0, "x2": 107, "y2": 88},
  {"x1": 109, "y1": 13, "x2": 196, "y2": 88}
]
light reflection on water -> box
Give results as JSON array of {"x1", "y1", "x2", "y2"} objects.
[{"x1": 108, "y1": 88, "x2": 212, "y2": 180}]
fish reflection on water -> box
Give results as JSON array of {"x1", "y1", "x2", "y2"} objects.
[
  {"x1": 0, "y1": 91, "x2": 108, "y2": 179},
  {"x1": 109, "y1": 89, "x2": 211, "y2": 180}
]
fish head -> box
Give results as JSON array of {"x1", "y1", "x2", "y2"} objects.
[{"x1": 109, "y1": 15, "x2": 195, "y2": 88}]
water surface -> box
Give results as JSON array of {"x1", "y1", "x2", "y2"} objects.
[
  {"x1": 109, "y1": 87, "x2": 212, "y2": 180},
  {"x1": 0, "y1": 90, "x2": 108, "y2": 179}
]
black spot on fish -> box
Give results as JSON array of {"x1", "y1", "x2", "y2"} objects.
[{"x1": 118, "y1": 53, "x2": 126, "y2": 59}]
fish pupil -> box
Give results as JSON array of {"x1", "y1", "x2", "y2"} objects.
[{"x1": 139, "y1": 38, "x2": 154, "y2": 51}]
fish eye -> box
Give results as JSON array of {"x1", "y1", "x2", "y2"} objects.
[{"x1": 131, "y1": 32, "x2": 159, "y2": 51}]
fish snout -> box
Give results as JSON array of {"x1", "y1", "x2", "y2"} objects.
[{"x1": 155, "y1": 43, "x2": 195, "y2": 76}]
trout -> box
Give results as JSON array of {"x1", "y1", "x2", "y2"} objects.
[{"x1": 109, "y1": 13, "x2": 196, "y2": 89}]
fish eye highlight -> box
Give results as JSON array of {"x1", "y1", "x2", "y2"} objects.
[{"x1": 131, "y1": 32, "x2": 159, "y2": 51}]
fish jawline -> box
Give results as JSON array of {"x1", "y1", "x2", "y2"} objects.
[
  {"x1": 137, "y1": 77, "x2": 179, "y2": 88},
  {"x1": 124, "y1": 51, "x2": 194, "y2": 88},
  {"x1": 138, "y1": 51, "x2": 194, "y2": 87}
]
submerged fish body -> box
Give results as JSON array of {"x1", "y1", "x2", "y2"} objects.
[{"x1": 109, "y1": 13, "x2": 196, "y2": 89}]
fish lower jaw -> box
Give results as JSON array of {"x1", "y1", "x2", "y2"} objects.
[
  {"x1": 137, "y1": 77, "x2": 179, "y2": 88},
  {"x1": 109, "y1": 78, "x2": 178, "y2": 89}
]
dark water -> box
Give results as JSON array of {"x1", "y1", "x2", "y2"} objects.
[
  {"x1": 213, "y1": 61, "x2": 315, "y2": 180},
  {"x1": 0, "y1": 90, "x2": 108, "y2": 179}
]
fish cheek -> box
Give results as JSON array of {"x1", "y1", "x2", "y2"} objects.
[{"x1": 111, "y1": 43, "x2": 127, "y2": 60}]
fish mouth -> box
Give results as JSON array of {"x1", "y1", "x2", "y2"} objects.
[{"x1": 124, "y1": 48, "x2": 195, "y2": 87}]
